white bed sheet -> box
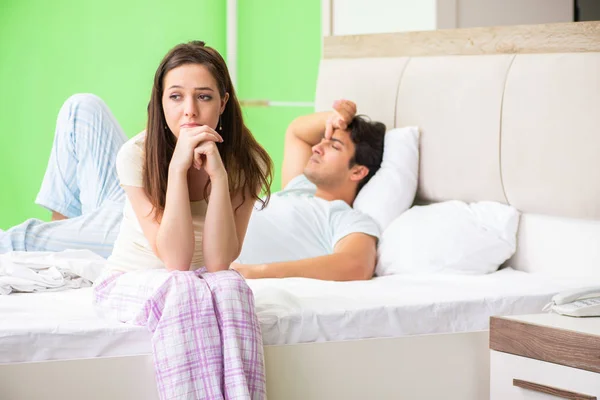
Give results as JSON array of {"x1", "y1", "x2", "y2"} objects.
[{"x1": 1, "y1": 268, "x2": 599, "y2": 364}]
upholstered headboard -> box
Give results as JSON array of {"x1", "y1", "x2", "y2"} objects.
[{"x1": 315, "y1": 21, "x2": 600, "y2": 277}]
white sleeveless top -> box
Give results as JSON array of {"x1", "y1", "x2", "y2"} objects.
[{"x1": 106, "y1": 133, "x2": 207, "y2": 273}]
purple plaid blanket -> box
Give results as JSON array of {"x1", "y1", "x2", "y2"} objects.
[{"x1": 93, "y1": 268, "x2": 266, "y2": 399}]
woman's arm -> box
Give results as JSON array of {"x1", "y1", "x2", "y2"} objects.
[
  {"x1": 203, "y1": 178, "x2": 256, "y2": 272},
  {"x1": 202, "y1": 172, "x2": 238, "y2": 272},
  {"x1": 123, "y1": 179, "x2": 194, "y2": 271},
  {"x1": 155, "y1": 167, "x2": 195, "y2": 269},
  {"x1": 125, "y1": 127, "x2": 223, "y2": 272}
]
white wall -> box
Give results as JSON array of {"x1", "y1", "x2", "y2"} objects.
[
  {"x1": 331, "y1": 0, "x2": 437, "y2": 35},
  {"x1": 325, "y1": 0, "x2": 574, "y2": 36}
]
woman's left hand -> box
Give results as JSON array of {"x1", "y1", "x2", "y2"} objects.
[{"x1": 192, "y1": 127, "x2": 226, "y2": 180}]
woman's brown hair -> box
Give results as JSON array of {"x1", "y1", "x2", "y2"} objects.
[{"x1": 144, "y1": 41, "x2": 273, "y2": 219}]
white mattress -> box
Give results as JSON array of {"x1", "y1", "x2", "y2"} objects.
[{"x1": 1, "y1": 268, "x2": 598, "y2": 364}]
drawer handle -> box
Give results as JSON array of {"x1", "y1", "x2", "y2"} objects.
[{"x1": 513, "y1": 379, "x2": 597, "y2": 400}]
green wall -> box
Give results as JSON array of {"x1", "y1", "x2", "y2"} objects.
[
  {"x1": 0, "y1": 0, "x2": 225, "y2": 228},
  {"x1": 238, "y1": 0, "x2": 321, "y2": 191},
  {"x1": 0, "y1": 0, "x2": 321, "y2": 229}
]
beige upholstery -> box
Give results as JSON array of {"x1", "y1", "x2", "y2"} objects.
[
  {"x1": 314, "y1": 57, "x2": 409, "y2": 129},
  {"x1": 501, "y1": 53, "x2": 600, "y2": 220},
  {"x1": 315, "y1": 44, "x2": 600, "y2": 276},
  {"x1": 396, "y1": 55, "x2": 514, "y2": 204},
  {"x1": 510, "y1": 213, "x2": 600, "y2": 277}
]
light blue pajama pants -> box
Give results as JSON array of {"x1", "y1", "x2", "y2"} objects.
[{"x1": 0, "y1": 94, "x2": 127, "y2": 258}]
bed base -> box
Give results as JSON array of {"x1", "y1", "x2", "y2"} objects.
[{"x1": 0, "y1": 330, "x2": 489, "y2": 400}]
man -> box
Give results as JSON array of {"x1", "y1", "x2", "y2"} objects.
[
  {"x1": 231, "y1": 99, "x2": 386, "y2": 281},
  {"x1": 1, "y1": 95, "x2": 385, "y2": 281}
]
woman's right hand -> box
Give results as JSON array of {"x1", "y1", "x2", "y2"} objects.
[{"x1": 169, "y1": 126, "x2": 223, "y2": 173}]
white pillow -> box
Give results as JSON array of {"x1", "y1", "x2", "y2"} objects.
[
  {"x1": 354, "y1": 126, "x2": 420, "y2": 232},
  {"x1": 376, "y1": 201, "x2": 520, "y2": 276}
]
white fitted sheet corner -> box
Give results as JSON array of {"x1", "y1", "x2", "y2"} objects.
[
  {"x1": 2, "y1": 268, "x2": 598, "y2": 364},
  {"x1": 0, "y1": 287, "x2": 149, "y2": 363}
]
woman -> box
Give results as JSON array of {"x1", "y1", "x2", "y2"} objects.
[{"x1": 93, "y1": 41, "x2": 272, "y2": 399}]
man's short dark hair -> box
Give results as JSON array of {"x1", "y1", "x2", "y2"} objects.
[{"x1": 347, "y1": 115, "x2": 386, "y2": 193}]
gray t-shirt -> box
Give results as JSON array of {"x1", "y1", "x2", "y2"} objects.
[{"x1": 237, "y1": 175, "x2": 380, "y2": 264}]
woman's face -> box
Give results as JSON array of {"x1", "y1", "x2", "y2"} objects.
[{"x1": 162, "y1": 63, "x2": 229, "y2": 137}]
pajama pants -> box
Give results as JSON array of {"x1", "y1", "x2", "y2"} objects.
[
  {"x1": 0, "y1": 93, "x2": 126, "y2": 258},
  {"x1": 93, "y1": 268, "x2": 266, "y2": 400}
]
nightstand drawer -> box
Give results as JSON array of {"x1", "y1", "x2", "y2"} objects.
[{"x1": 491, "y1": 351, "x2": 600, "y2": 400}]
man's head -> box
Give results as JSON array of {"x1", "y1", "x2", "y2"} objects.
[{"x1": 304, "y1": 115, "x2": 385, "y2": 199}]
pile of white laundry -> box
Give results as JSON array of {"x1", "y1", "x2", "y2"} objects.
[{"x1": 0, "y1": 250, "x2": 106, "y2": 295}]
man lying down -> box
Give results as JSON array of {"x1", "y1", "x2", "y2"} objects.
[
  {"x1": 1, "y1": 98, "x2": 385, "y2": 281},
  {"x1": 231, "y1": 99, "x2": 384, "y2": 280}
]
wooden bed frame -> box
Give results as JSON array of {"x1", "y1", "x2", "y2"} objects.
[{"x1": 2, "y1": 21, "x2": 600, "y2": 400}]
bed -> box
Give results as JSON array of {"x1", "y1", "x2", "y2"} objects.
[
  {"x1": 2, "y1": 21, "x2": 600, "y2": 400},
  {"x1": 3, "y1": 269, "x2": 600, "y2": 399}
]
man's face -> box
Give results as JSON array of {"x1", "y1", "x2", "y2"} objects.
[{"x1": 304, "y1": 128, "x2": 357, "y2": 188}]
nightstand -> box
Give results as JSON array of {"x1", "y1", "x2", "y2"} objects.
[{"x1": 489, "y1": 314, "x2": 600, "y2": 400}]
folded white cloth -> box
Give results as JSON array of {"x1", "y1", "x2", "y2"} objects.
[{"x1": 0, "y1": 250, "x2": 106, "y2": 295}]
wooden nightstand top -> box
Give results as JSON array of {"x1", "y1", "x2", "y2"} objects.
[
  {"x1": 501, "y1": 313, "x2": 600, "y2": 338},
  {"x1": 490, "y1": 314, "x2": 600, "y2": 374}
]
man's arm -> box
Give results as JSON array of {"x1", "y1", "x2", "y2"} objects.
[
  {"x1": 232, "y1": 233, "x2": 377, "y2": 281},
  {"x1": 281, "y1": 111, "x2": 331, "y2": 188},
  {"x1": 281, "y1": 100, "x2": 357, "y2": 188}
]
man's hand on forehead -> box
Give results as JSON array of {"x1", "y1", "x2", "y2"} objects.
[
  {"x1": 334, "y1": 99, "x2": 357, "y2": 120},
  {"x1": 325, "y1": 99, "x2": 357, "y2": 140}
]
